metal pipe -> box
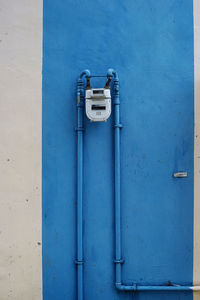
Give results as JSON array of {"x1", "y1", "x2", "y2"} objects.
[
  {"x1": 112, "y1": 71, "x2": 122, "y2": 287},
  {"x1": 116, "y1": 283, "x2": 200, "y2": 291},
  {"x1": 80, "y1": 69, "x2": 90, "y2": 79},
  {"x1": 108, "y1": 68, "x2": 200, "y2": 293},
  {"x1": 76, "y1": 70, "x2": 90, "y2": 300}
]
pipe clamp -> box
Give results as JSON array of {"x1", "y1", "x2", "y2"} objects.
[
  {"x1": 75, "y1": 127, "x2": 84, "y2": 132},
  {"x1": 114, "y1": 258, "x2": 124, "y2": 264},
  {"x1": 75, "y1": 260, "x2": 84, "y2": 265},
  {"x1": 114, "y1": 124, "x2": 123, "y2": 129}
]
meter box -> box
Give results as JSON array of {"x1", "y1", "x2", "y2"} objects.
[{"x1": 85, "y1": 88, "x2": 111, "y2": 122}]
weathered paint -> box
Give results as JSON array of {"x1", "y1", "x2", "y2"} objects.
[
  {"x1": 43, "y1": 1, "x2": 196, "y2": 300},
  {"x1": 193, "y1": 0, "x2": 200, "y2": 299},
  {"x1": 0, "y1": 0, "x2": 43, "y2": 299}
]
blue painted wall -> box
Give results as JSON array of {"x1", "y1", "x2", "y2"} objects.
[{"x1": 43, "y1": 0, "x2": 194, "y2": 299}]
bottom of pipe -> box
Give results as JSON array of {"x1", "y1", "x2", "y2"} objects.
[{"x1": 115, "y1": 283, "x2": 200, "y2": 292}]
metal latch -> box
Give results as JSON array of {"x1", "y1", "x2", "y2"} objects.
[{"x1": 173, "y1": 172, "x2": 188, "y2": 178}]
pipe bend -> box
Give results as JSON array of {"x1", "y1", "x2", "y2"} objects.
[
  {"x1": 107, "y1": 68, "x2": 119, "y2": 80},
  {"x1": 80, "y1": 69, "x2": 91, "y2": 79},
  {"x1": 115, "y1": 283, "x2": 137, "y2": 291}
]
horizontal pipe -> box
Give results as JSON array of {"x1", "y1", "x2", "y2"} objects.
[{"x1": 116, "y1": 283, "x2": 200, "y2": 291}]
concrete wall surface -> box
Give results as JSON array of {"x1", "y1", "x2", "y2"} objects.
[{"x1": 0, "y1": 1, "x2": 42, "y2": 299}]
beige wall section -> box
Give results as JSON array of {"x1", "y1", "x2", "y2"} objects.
[
  {"x1": 194, "y1": 0, "x2": 200, "y2": 298},
  {"x1": 0, "y1": 1, "x2": 42, "y2": 299}
]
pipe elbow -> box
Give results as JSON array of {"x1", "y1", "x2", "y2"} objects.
[
  {"x1": 115, "y1": 283, "x2": 137, "y2": 291},
  {"x1": 115, "y1": 283, "x2": 124, "y2": 291},
  {"x1": 80, "y1": 69, "x2": 91, "y2": 79},
  {"x1": 107, "y1": 68, "x2": 118, "y2": 80}
]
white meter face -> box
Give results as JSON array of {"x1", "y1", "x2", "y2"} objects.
[{"x1": 85, "y1": 88, "x2": 111, "y2": 122}]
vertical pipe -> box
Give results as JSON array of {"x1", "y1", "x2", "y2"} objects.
[
  {"x1": 76, "y1": 78, "x2": 84, "y2": 300},
  {"x1": 112, "y1": 74, "x2": 123, "y2": 286},
  {"x1": 76, "y1": 70, "x2": 90, "y2": 300}
]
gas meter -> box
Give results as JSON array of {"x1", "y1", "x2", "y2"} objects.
[{"x1": 85, "y1": 88, "x2": 111, "y2": 122}]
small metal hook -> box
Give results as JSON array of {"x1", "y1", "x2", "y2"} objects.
[{"x1": 173, "y1": 172, "x2": 188, "y2": 178}]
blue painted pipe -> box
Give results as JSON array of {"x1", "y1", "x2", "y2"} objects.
[
  {"x1": 80, "y1": 69, "x2": 91, "y2": 79},
  {"x1": 116, "y1": 283, "x2": 198, "y2": 291},
  {"x1": 107, "y1": 68, "x2": 200, "y2": 293},
  {"x1": 76, "y1": 70, "x2": 90, "y2": 300}
]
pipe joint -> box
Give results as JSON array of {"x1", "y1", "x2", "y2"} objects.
[
  {"x1": 107, "y1": 68, "x2": 119, "y2": 80},
  {"x1": 77, "y1": 79, "x2": 83, "y2": 104},
  {"x1": 80, "y1": 69, "x2": 91, "y2": 79},
  {"x1": 116, "y1": 283, "x2": 137, "y2": 291},
  {"x1": 76, "y1": 102, "x2": 84, "y2": 108},
  {"x1": 75, "y1": 127, "x2": 84, "y2": 132},
  {"x1": 114, "y1": 124, "x2": 123, "y2": 129},
  {"x1": 114, "y1": 87, "x2": 119, "y2": 95},
  {"x1": 77, "y1": 78, "x2": 83, "y2": 86},
  {"x1": 114, "y1": 85, "x2": 119, "y2": 95},
  {"x1": 75, "y1": 259, "x2": 84, "y2": 265},
  {"x1": 77, "y1": 80, "x2": 83, "y2": 93},
  {"x1": 114, "y1": 258, "x2": 124, "y2": 264},
  {"x1": 113, "y1": 100, "x2": 120, "y2": 105}
]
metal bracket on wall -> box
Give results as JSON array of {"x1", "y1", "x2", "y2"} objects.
[{"x1": 173, "y1": 172, "x2": 188, "y2": 178}]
